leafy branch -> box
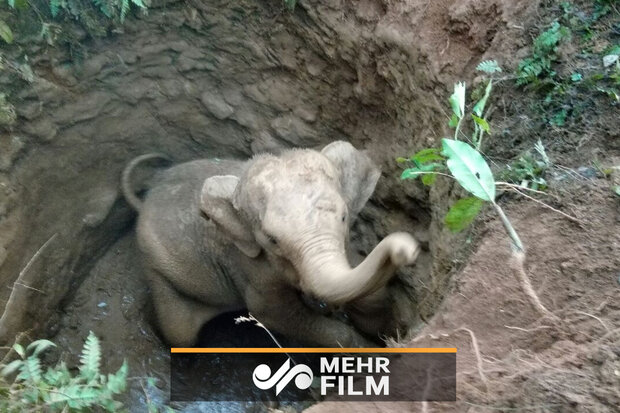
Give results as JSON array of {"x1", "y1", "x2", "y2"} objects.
[{"x1": 399, "y1": 61, "x2": 559, "y2": 320}]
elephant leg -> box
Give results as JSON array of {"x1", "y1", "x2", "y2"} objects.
[
  {"x1": 245, "y1": 285, "x2": 377, "y2": 348},
  {"x1": 147, "y1": 270, "x2": 220, "y2": 347}
]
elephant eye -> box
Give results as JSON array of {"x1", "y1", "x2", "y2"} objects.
[
  {"x1": 341, "y1": 214, "x2": 346, "y2": 223},
  {"x1": 267, "y1": 235, "x2": 278, "y2": 245}
]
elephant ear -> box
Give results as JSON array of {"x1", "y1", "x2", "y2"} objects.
[
  {"x1": 200, "y1": 175, "x2": 261, "y2": 258},
  {"x1": 322, "y1": 141, "x2": 381, "y2": 219}
]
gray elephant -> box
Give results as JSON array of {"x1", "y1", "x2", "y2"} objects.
[{"x1": 121, "y1": 141, "x2": 420, "y2": 347}]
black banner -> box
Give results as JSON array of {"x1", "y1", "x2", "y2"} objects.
[{"x1": 170, "y1": 349, "x2": 456, "y2": 402}]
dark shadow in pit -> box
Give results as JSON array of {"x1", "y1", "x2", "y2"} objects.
[
  {"x1": 172, "y1": 312, "x2": 316, "y2": 411},
  {"x1": 196, "y1": 310, "x2": 302, "y2": 348}
]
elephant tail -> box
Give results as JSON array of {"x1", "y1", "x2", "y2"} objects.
[{"x1": 121, "y1": 153, "x2": 171, "y2": 212}]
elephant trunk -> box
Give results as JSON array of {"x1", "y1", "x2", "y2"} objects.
[{"x1": 298, "y1": 232, "x2": 420, "y2": 304}]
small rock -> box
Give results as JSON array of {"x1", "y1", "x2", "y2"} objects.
[
  {"x1": 22, "y1": 118, "x2": 58, "y2": 142},
  {"x1": 251, "y1": 131, "x2": 285, "y2": 154},
  {"x1": 0, "y1": 94, "x2": 16, "y2": 126},
  {"x1": 52, "y1": 64, "x2": 78, "y2": 85},
  {"x1": 576, "y1": 166, "x2": 598, "y2": 179},
  {"x1": 270, "y1": 114, "x2": 318, "y2": 146},
  {"x1": 0, "y1": 135, "x2": 24, "y2": 172},
  {"x1": 201, "y1": 91, "x2": 234, "y2": 120},
  {"x1": 294, "y1": 105, "x2": 318, "y2": 123},
  {"x1": 82, "y1": 187, "x2": 118, "y2": 228},
  {"x1": 0, "y1": 246, "x2": 7, "y2": 268}
]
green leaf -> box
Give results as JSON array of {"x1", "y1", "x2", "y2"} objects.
[
  {"x1": 448, "y1": 113, "x2": 459, "y2": 128},
  {"x1": 107, "y1": 360, "x2": 128, "y2": 394},
  {"x1": 50, "y1": 0, "x2": 61, "y2": 17},
  {"x1": 0, "y1": 21, "x2": 13, "y2": 44},
  {"x1": 401, "y1": 168, "x2": 420, "y2": 180},
  {"x1": 441, "y1": 138, "x2": 496, "y2": 201},
  {"x1": 27, "y1": 339, "x2": 56, "y2": 356},
  {"x1": 421, "y1": 173, "x2": 437, "y2": 186},
  {"x1": 476, "y1": 60, "x2": 502, "y2": 74},
  {"x1": 17, "y1": 357, "x2": 42, "y2": 383},
  {"x1": 471, "y1": 114, "x2": 490, "y2": 133},
  {"x1": 613, "y1": 186, "x2": 620, "y2": 197},
  {"x1": 80, "y1": 331, "x2": 101, "y2": 382},
  {"x1": 395, "y1": 157, "x2": 408, "y2": 163},
  {"x1": 401, "y1": 162, "x2": 442, "y2": 180},
  {"x1": 131, "y1": 0, "x2": 146, "y2": 7},
  {"x1": 571, "y1": 72, "x2": 582, "y2": 82},
  {"x1": 13, "y1": 343, "x2": 25, "y2": 359},
  {"x1": 1, "y1": 359, "x2": 23, "y2": 377},
  {"x1": 445, "y1": 197, "x2": 484, "y2": 232},
  {"x1": 120, "y1": 0, "x2": 129, "y2": 22},
  {"x1": 410, "y1": 148, "x2": 444, "y2": 164},
  {"x1": 449, "y1": 82, "x2": 466, "y2": 119},
  {"x1": 472, "y1": 79, "x2": 493, "y2": 117}
]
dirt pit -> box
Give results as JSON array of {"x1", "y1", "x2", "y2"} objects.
[{"x1": 0, "y1": 0, "x2": 618, "y2": 412}]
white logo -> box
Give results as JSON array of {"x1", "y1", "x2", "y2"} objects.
[{"x1": 252, "y1": 359, "x2": 313, "y2": 395}]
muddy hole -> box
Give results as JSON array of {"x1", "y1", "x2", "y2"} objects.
[
  {"x1": 4, "y1": 0, "x2": 617, "y2": 411},
  {"x1": 0, "y1": 1, "x2": 455, "y2": 409}
]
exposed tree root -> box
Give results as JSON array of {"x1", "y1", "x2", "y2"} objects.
[
  {"x1": 509, "y1": 251, "x2": 561, "y2": 323},
  {"x1": 0, "y1": 234, "x2": 57, "y2": 343}
]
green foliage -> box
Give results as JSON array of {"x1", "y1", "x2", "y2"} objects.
[
  {"x1": 476, "y1": 60, "x2": 502, "y2": 74},
  {"x1": 283, "y1": 0, "x2": 296, "y2": 10},
  {"x1": 399, "y1": 62, "x2": 525, "y2": 248},
  {"x1": 399, "y1": 148, "x2": 446, "y2": 186},
  {"x1": 445, "y1": 197, "x2": 484, "y2": 233},
  {"x1": 442, "y1": 138, "x2": 496, "y2": 202},
  {"x1": 0, "y1": 332, "x2": 128, "y2": 412},
  {"x1": 516, "y1": 21, "x2": 571, "y2": 85},
  {"x1": 500, "y1": 140, "x2": 550, "y2": 191},
  {"x1": 0, "y1": 19, "x2": 13, "y2": 43},
  {"x1": 4, "y1": 0, "x2": 147, "y2": 33}
]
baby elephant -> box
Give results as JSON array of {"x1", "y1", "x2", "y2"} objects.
[{"x1": 122, "y1": 141, "x2": 420, "y2": 347}]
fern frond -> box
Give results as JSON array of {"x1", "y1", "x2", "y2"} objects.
[
  {"x1": 50, "y1": 0, "x2": 62, "y2": 17},
  {"x1": 476, "y1": 60, "x2": 502, "y2": 74},
  {"x1": 79, "y1": 331, "x2": 101, "y2": 382},
  {"x1": 27, "y1": 339, "x2": 56, "y2": 357},
  {"x1": 120, "y1": 0, "x2": 130, "y2": 23},
  {"x1": 46, "y1": 385, "x2": 100, "y2": 409},
  {"x1": 17, "y1": 356, "x2": 42, "y2": 384},
  {"x1": 92, "y1": 0, "x2": 112, "y2": 18}
]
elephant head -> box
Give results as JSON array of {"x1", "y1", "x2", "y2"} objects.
[{"x1": 200, "y1": 141, "x2": 420, "y2": 304}]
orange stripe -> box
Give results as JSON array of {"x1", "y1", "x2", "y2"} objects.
[{"x1": 171, "y1": 347, "x2": 456, "y2": 353}]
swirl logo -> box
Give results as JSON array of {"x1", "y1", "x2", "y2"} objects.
[{"x1": 252, "y1": 359, "x2": 314, "y2": 395}]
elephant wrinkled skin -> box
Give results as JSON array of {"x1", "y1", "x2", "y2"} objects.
[{"x1": 121, "y1": 141, "x2": 420, "y2": 347}]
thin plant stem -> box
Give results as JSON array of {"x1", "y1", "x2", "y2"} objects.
[
  {"x1": 492, "y1": 202, "x2": 524, "y2": 253},
  {"x1": 454, "y1": 116, "x2": 464, "y2": 141}
]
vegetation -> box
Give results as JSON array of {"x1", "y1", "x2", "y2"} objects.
[
  {"x1": 499, "y1": 140, "x2": 550, "y2": 191},
  {"x1": 0, "y1": 332, "x2": 128, "y2": 411},
  {"x1": 399, "y1": 61, "x2": 557, "y2": 320},
  {"x1": 516, "y1": 21, "x2": 571, "y2": 86},
  {"x1": 0, "y1": 332, "x2": 176, "y2": 412},
  {"x1": 514, "y1": 1, "x2": 619, "y2": 128}
]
